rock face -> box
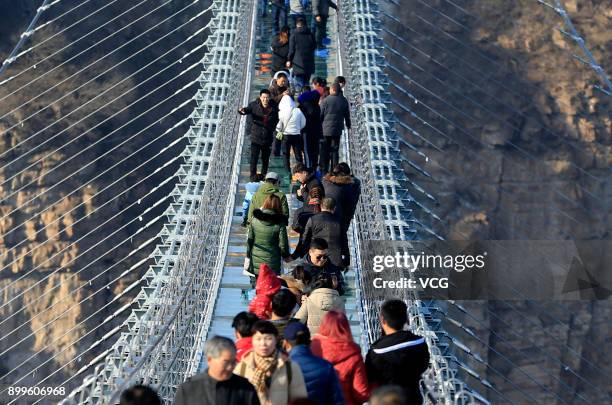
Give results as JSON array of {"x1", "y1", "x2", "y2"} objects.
[
  {"x1": 382, "y1": 0, "x2": 610, "y2": 402},
  {"x1": 0, "y1": 0, "x2": 209, "y2": 400}
]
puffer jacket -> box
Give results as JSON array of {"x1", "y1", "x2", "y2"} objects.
[
  {"x1": 248, "y1": 264, "x2": 281, "y2": 319},
  {"x1": 288, "y1": 25, "x2": 316, "y2": 76},
  {"x1": 276, "y1": 95, "x2": 306, "y2": 136},
  {"x1": 322, "y1": 172, "x2": 358, "y2": 231},
  {"x1": 248, "y1": 181, "x2": 290, "y2": 223},
  {"x1": 236, "y1": 337, "x2": 253, "y2": 362},
  {"x1": 320, "y1": 94, "x2": 351, "y2": 138},
  {"x1": 235, "y1": 350, "x2": 308, "y2": 405},
  {"x1": 288, "y1": 345, "x2": 344, "y2": 405},
  {"x1": 247, "y1": 209, "x2": 290, "y2": 275},
  {"x1": 311, "y1": 335, "x2": 370, "y2": 405},
  {"x1": 295, "y1": 288, "x2": 345, "y2": 334}
]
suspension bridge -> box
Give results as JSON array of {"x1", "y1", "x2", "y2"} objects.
[{"x1": 0, "y1": 0, "x2": 609, "y2": 404}]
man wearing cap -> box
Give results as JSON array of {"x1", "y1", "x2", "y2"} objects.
[
  {"x1": 283, "y1": 322, "x2": 344, "y2": 405},
  {"x1": 247, "y1": 172, "x2": 289, "y2": 224}
]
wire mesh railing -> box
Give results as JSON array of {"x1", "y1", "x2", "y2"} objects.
[
  {"x1": 335, "y1": 1, "x2": 488, "y2": 403},
  {"x1": 61, "y1": 0, "x2": 254, "y2": 403}
]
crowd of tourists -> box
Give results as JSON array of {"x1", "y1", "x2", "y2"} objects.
[{"x1": 117, "y1": 2, "x2": 430, "y2": 404}]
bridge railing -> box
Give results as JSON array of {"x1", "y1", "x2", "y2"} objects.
[
  {"x1": 61, "y1": 0, "x2": 255, "y2": 403},
  {"x1": 335, "y1": 1, "x2": 488, "y2": 403}
]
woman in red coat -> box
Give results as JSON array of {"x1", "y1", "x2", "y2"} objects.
[
  {"x1": 311, "y1": 310, "x2": 370, "y2": 405},
  {"x1": 248, "y1": 263, "x2": 281, "y2": 319}
]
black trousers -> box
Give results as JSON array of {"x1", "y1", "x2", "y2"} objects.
[
  {"x1": 250, "y1": 142, "x2": 271, "y2": 177},
  {"x1": 315, "y1": 15, "x2": 328, "y2": 49},
  {"x1": 303, "y1": 132, "x2": 320, "y2": 171},
  {"x1": 282, "y1": 134, "x2": 304, "y2": 171},
  {"x1": 319, "y1": 136, "x2": 340, "y2": 174}
]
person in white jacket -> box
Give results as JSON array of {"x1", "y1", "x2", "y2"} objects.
[{"x1": 276, "y1": 94, "x2": 306, "y2": 171}]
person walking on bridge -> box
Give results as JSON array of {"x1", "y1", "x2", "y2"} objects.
[
  {"x1": 365, "y1": 300, "x2": 430, "y2": 405},
  {"x1": 235, "y1": 321, "x2": 308, "y2": 405},
  {"x1": 174, "y1": 336, "x2": 260, "y2": 405},
  {"x1": 276, "y1": 94, "x2": 306, "y2": 171},
  {"x1": 248, "y1": 172, "x2": 289, "y2": 224},
  {"x1": 239, "y1": 89, "x2": 279, "y2": 179},
  {"x1": 247, "y1": 195, "x2": 291, "y2": 277},
  {"x1": 312, "y1": 0, "x2": 337, "y2": 54},
  {"x1": 287, "y1": 18, "x2": 316, "y2": 89},
  {"x1": 319, "y1": 84, "x2": 351, "y2": 173}
]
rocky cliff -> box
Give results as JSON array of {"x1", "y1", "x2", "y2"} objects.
[
  {"x1": 0, "y1": 0, "x2": 209, "y2": 402},
  {"x1": 382, "y1": 0, "x2": 610, "y2": 402}
]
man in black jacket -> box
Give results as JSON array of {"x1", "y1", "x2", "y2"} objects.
[
  {"x1": 174, "y1": 336, "x2": 260, "y2": 405},
  {"x1": 294, "y1": 238, "x2": 346, "y2": 296},
  {"x1": 238, "y1": 89, "x2": 279, "y2": 178},
  {"x1": 319, "y1": 83, "x2": 351, "y2": 173},
  {"x1": 365, "y1": 300, "x2": 430, "y2": 405},
  {"x1": 293, "y1": 162, "x2": 324, "y2": 205},
  {"x1": 323, "y1": 162, "x2": 360, "y2": 232},
  {"x1": 269, "y1": 72, "x2": 290, "y2": 105},
  {"x1": 292, "y1": 197, "x2": 349, "y2": 270},
  {"x1": 287, "y1": 18, "x2": 316, "y2": 88}
]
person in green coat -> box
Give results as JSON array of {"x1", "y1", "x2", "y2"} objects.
[
  {"x1": 247, "y1": 194, "x2": 290, "y2": 276},
  {"x1": 247, "y1": 171, "x2": 289, "y2": 224}
]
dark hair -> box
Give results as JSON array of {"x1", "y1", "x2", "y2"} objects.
[
  {"x1": 252, "y1": 320, "x2": 279, "y2": 336},
  {"x1": 300, "y1": 85, "x2": 311, "y2": 94},
  {"x1": 276, "y1": 72, "x2": 288, "y2": 80},
  {"x1": 335, "y1": 162, "x2": 351, "y2": 175},
  {"x1": 321, "y1": 197, "x2": 336, "y2": 211},
  {"x1": 119, "y1": 385, "x2": 161, "y2": 405},
  {"x1": 260, "y1": 88, "x2": 271, "y2": 96},
  {"x1": 292, "y1": 266, "x2": 312, "y2": 285},
  {"x1": 310, "y1": 238, "x2": 328, "y2": 251},
  {"x1": 370, "y1": 385, "x2": 408, "y2": 405},
  {"x1": 334, "y1": 76, "x2": 346, "y2": 85},
  {"x1": 272, "y1": 289, "x2": 297, "y2": 317},
  {"x1": 296, "y1": 17, "x2": 306, "y2": 26},
  {"x1": 292, "y1": 162, "x2": 308, "y2": 174},
  {"x1": 312, "y1": 77, "x2": 326, "y2": 86},
  {"x1": 262, "y1": 194, "x2": 283, "y2": 214},
  {"x1": 380, "y1": 299, "x2": 408, "y2": 331},
  {"x1": 250, "y1": 173, "x2": 265, "y2": 182},
  {"x1": 288, "y1": 399, "x2": 317, "y2": 405},
  {"x1": 330, "y1": 83, "x2": 341, "y2": 94},
  {"x1": 278, "y1": 25, "x2": 290, "y2": 44},
  {"x1": 231, "y1": 311, "x2": 259, "y2": 337},
  {"x1": 311, "y1": 272, "x2": 334, "y2": 290}
]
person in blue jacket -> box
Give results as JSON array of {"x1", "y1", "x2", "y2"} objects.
[
  {"x1": 282, "y1": 321, "x2": 345, "y2": 405},
  {"x1": 242, "y1": 173, "x2": 264, "y2": 227}
]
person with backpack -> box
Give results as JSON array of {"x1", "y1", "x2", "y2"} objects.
[
  {"x1": 276, "y1": 94, "x2": 306, "y2": 171},
  {"x1": 235, "y1": 320, "x2": 308, "y2": 405},
  {"x1": 247, "y1": 172, "x2": 289, "y2": 224}
]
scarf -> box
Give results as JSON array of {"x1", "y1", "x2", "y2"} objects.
[{"x1": 251, "y1": 351, "x2": 280, "y2": 396}]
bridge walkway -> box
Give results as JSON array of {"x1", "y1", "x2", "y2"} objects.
[{"x1": 197, "y1": 5, "x2": 360, "y2": 373}]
